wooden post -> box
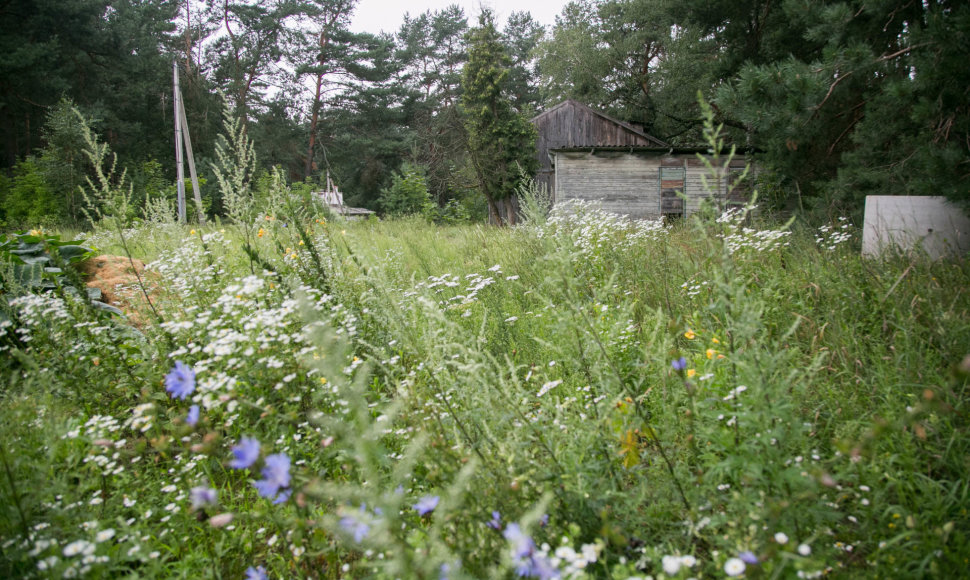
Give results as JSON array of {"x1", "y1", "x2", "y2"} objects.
[{"x1": 173, "y1": 61, "x2": 186, "y2": 224}]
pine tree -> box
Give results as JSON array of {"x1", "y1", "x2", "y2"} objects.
[{"x1": 716, "y1": 0, "x2": 970, "y2": 214}]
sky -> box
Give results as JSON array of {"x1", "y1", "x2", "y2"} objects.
[{"x1": 349, "y1": 0, "x2": 569, "y2": 34}]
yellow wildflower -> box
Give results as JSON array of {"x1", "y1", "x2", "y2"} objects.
[
  {"x1": 257, "y1": 228, "x2": 266, "y2": 238},
  {"x1": 319, "y1": 377, "x2": 327, "y2": 384},
  {"x1": 684, "y1": 330, "x2": 696, "y2": 340},
  {"x1": 190, "y1": 229, "x2": 196, "y2": 235},
  {"x1": 706, "y1": 348, "x2": 717, "y2": 359},
  {"x1": 687, "y1": 369, "x2": 696, "y2": 378},
  {"x1": 711, "y1": 337, "x2": 720, "y2": 344},
  {"x1": 618, "y1": 429, "x2": 641, "y2": 468}
]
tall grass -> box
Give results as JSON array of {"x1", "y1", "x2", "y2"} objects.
[{"x1": 1, "y1": 128, "x2": 968, "y2": 578}]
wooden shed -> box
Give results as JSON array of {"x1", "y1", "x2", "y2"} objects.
[
  {"x1": 532, "y1": 100, "x2": 751, "y2": 219},
  {"x1": 532, "y1": 100, "x2": 669, "y2": 194}
]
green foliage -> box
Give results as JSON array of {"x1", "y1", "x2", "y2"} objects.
[
  {"x1": 36, "y1": 98, "x2": 90, "y2": 224},
  {"x1": 0, "y1": 159, "x2": 61, "y2": 230},
  {"x1": 716, "y1": 0, "x2": 970, "y2": 214},
  {"x1": 501, "y1": 11, "x2": 545, "y2": 114},
  {"x1": 378, "y1": 164, "x2": 433, "y2": 218},
  {"x1": 0, "y1": 1, "x2": 184, "y2": 171},
  {"x1": 536, "y1": 0, "x2": 714, "y2": 142},
  {"x1": 537, "y1": 1, "x2": 610, "y2": 109},
  {"x1": 383, "y1": 5, "x2": 471, "y2": 209},
  {"x1": 461, "y1": 9, "x2": 538, "y2": 224},
  {"x1": 211, "y1": 100, "x2": 258, "y2": 225},
  {"x1": 1, "y1": 167, "x2": 969, "y2": 577},
  {"x1": 75, "y1": 108, "x2": 137, "y2": 227},
  {"x1": 516, "y1": 175, "x2": 553, "y2": 227},
  {"x1": 427, "y1": 198, "x2": 473, "y2": 225},
  {"x1": 0, "y1": 99, "x2": 95, "y2": 230},
  {"x1": 208, "y1": 0, "x2": 301, "y2": 123},
  {"x1": 0, "y1": 231, "x2": 92, "y2": 293}
]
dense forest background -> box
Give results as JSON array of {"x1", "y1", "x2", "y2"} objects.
[{"x1": 1, "y1": 0, "x2": 967, "y2": 228}]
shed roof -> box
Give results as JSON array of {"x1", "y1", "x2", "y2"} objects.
[{"x1": 531, "y1": 100, "x2": 670, "y2": 148}]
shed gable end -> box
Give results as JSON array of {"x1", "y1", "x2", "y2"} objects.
[{"x1": 532, "y1": 100, "x2": 669, "y2": 195}]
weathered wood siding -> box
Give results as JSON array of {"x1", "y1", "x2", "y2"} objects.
[
  {"x1": 554, "y1": 152, "x2": 751, "y2": 219},
  {"x1": 532, "y1": 100, "x2": 666, "y2": 196},
  {"x1": 555, "y1": 152, "x2": 661, "y2": 218}
]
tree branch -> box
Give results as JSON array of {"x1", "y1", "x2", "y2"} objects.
[{"x1": 812, "y1": 70, "x2": 853, "y2": 115}]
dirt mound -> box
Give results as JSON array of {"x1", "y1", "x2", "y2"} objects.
[{"x1": 79, "y1": 255, "x2": 159, "y2": 324}]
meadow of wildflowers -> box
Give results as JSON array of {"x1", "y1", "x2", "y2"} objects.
[
  {"x1": 1, "y1": 119, "x2": 969, "y2": 578},
  {"x1": 1, "y1": 196, "x2": 967, "y2": 579}
]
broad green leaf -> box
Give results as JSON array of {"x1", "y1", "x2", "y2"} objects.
[{"x1": 55, "y1": 245, "x2": 91, "y2": 261}]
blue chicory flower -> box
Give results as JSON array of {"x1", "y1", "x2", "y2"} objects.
[
  {"x1": 739, "y1": 551, "x2": 759, "y2": 565},
  {"x1": 165, "y1": 361, "x2": 196, "y2": 399},
  {"x1": 504, "y1": 523, "x2": 536, "y2": 559},
  {"x1": 190, "y1": 486, "x2": 218, "y2": 510},
  {"x1": 671, "y1": 357, "x2": 687, "y2": 371},
  {"x1": 413, "y1": 495, "x2": 440, "y2": 516},
  {"x1": 245, "y1": 565, "x2": 268, "y2": 580},
  {"x1": 253, "y1": 453, "x2": 291, "y2": 501},
  {"x1": 339, "y1": 505, "x2": 372, "y2": 543},
  {"x1": 504, "y1": 523, "x2": 560, "y2": 579},
  {"x1": 487, "y1": 510, "x2": 502, "y2": 530},
  {"x1": 186, "y1": 404, "x2": 200, "y2": 426},
  {"x1": 440, "y1": 560, "x2": 461, "y2": 580},
  {"x1": 229, "y1": 437, "x2": 261, "y2": 469},
  {"x1": 516, "y1": 556, "x2": 560, "y2": 580}
]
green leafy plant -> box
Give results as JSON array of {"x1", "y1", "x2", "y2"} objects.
[
  {"x1": 378, "y1": 163, "x2": 433, "y2": 218},
  {"x1": 0, "y1": 231, "x2": 91, "y2": 293}
]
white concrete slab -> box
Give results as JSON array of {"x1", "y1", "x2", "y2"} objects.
[{"x1": 862, "y1": 196, "x2": 970, "y2": 259}]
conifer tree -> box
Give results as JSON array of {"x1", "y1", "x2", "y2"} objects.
[{"x1": 461, "y1": 9, "x2": 537, "y2": 225}]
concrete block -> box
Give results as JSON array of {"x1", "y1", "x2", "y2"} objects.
[{"x1": 862, "y1": 196, "x2": 970, "y2": 259}]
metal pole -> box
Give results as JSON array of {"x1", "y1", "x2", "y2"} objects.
[
  {"x1": 178, "y1": 95, "x2": 205, "y2": 224},
  {"x1": 174, "y1": 61, "x2": 186, "y2": 224}
]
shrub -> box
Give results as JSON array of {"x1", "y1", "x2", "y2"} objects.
[
  {"x1": 378, "y1": 164, "x2": 433, "y2": 218},
  {"x1": 0, "y1": 159, "x2": 63, "y2": 230}
]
